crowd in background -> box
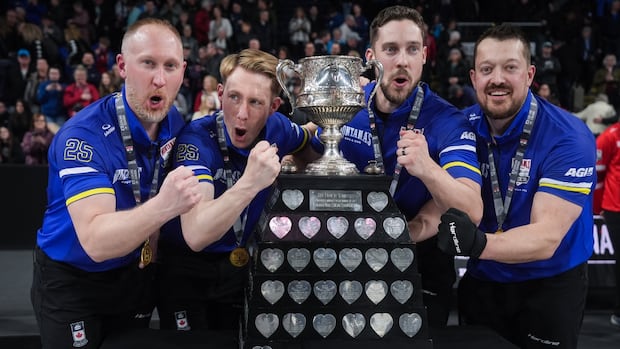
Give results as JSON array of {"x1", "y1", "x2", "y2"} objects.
[{"x1": 1, "y1": 0, "x2": 620, "y2": 165}]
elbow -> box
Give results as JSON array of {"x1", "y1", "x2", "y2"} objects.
[
  {"x1": 182, "y1": 230, "x2": 208, "y2": 252},
  {"x1": 82, "y1": 243, "x2": 108, "y2": 263}
]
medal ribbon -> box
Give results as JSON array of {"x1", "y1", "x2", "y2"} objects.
[
  {"x1": 487, "y1": 97, "x2": 538, "y2": 231},
  {"x1": 115, "y1": 94, "x2": 160, "y2": 261},
  {"x1": 367, "y1": 82, "x2": 425, "y2": 197},
  {"x1": 216, "y1": 112, "x2": 249, "y2": 248}
]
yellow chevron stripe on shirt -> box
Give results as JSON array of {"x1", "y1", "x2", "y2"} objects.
[
  {"x1": 66, "y1": 188, "x2": 115, "y2": 206},
  {"x1": 197, "y1": 174, "x2": 213, "y2": 182},
  {"x1": 442, "y1": 161, "x2": 481, "y2": 175},
  {"x1": 539, "y1": 182, "x2": 591, "y2": 195}
]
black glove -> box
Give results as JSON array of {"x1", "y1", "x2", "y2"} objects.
[{"x1": 437, "y1": 208, "x2": 487, "y2": 258}]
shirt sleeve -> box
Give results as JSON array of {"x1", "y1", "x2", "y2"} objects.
[
  {"x1": 436, "y1": 115, "x2": 482, "y2": 185},
  {"x1": 173, "y1": 122, "x2": 217, "y2": 184}
]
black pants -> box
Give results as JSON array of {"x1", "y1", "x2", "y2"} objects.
[
  {"x1": 603, "y1": 210, "x2": 620, "y2": 315},
  {"x1": 156, "y1": 243, "x2": 248, "y2": 332},
  {"x1": 31, "y1": 247, "x2": 155, "y2": 349},
  {"x1": 417, "y1": 236, "x2": 456, "y2": 328},
  {"x1": 458, "y1": 263, "x2": 588, "y2": 349}
]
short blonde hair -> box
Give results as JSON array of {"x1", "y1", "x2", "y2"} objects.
[{"x1": 219, "y1": 49, "x2": 281, "y2": 98}]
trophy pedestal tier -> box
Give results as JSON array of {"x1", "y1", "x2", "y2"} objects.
[{"x1": 242, "y1": 175, "x2": 433, "y2": 348}]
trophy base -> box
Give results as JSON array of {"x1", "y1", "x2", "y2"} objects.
[{"x1": 305, "y1": 157, "x2": 359, "y2": 176}]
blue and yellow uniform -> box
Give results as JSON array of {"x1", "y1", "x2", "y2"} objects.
[
  {"x1": 31, "y1": 90, "x2": 185, "y2": 347},
  {"x1": 460, "y1": 91, "x2": 595, "y2": 348},
  {"x1": 311, "y1": 82, "x2": 482, "y2": 327},
  {"x1": 157, "y1": 112, "x2": 310, "y2": 330}
]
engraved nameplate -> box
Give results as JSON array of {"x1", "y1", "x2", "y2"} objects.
[{"x1": 309, "y1": 190, "x2": 362, "y2": 212}]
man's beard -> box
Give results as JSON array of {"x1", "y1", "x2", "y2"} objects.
[
  {"x1": 379, "y1": 75, "x2": 415, "y2": 107},
  {"x1": 125, "y1": 85, "x2": 170, "y2": 123}
]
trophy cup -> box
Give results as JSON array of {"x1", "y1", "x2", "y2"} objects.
[
  {"x1": 240, "y1": 56, "x2": 432, "y2": 349},
  {"x1": 277, "y1": 55, "x2": 383, "y2": 176}
]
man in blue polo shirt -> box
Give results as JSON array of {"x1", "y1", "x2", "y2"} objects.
[
  {"x1": 156, "y1": 48, "x2": 314, "y2": 331},
  {"x1": 437, "y1": 24, "x2": 595, "y2": 349},
  {"x1": 309, "y1": 6, "x2": 482, "y2": 328},
  {"x1": 30, "y1": 18, "x2": 202, "y2": 348}
]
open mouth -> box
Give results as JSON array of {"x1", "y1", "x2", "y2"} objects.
[{"x1": 235, "y1": 128, "x2": 247, "y2": 137}]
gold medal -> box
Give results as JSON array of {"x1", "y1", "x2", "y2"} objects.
[
  {"x1": 140, "y1": 239, "x2": 153, "y2": 267},
  {"x1": 230, "y1": 247, "x2": 249, "y2": 267}
]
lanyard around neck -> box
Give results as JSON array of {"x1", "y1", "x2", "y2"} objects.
[
  {"x1": 486, "y1": 97, "x2": 538, "y2": 231},
  {"x1": 367, "y1": 82, "x2": 425, "y2": 197},
  {"x1": 216, "y1": 112, "x2": 248, "y2": 247},
  {"x1": 115, "y1": 94, "x2": 160, "y2": 204}
]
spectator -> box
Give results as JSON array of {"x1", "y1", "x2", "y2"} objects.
[
  {"x1": 80, "y1": 52, "x2": 102, "y2": 87},
  {"x1": 254, "y1": 9, "x2": 276, "y2": 54},
  {"x1": 288, "y1": 6, "x2": 311, "y2": 59},
  {"x1": 534, "y1": 41, "x2": 562, "y2": 100},
  {"x1": 191, "y1": 93, "x2": 217, "y2": 121},
  {"x1": 20, "y1": 113, "x2": 54, "y2": 165},
  {"x1": 63, "y1": 24, "x2": 91, "y2": 70},
  {"x1": 92, "y1": 36, "x2": 116, "y2": 75},
  {"x1": 208, "y1": 5, "x2": 233, "y2": 43},
  {"x1": 193, "y1": 74, "x2": 220, "y2": 113},
  {"x1": 438, "y1": 48, "x2": 470, "y2": 99},
  {"x1": 63, "y1": 65, "x2": 100, "y2": 118},
  {"x1": 37, "y1": 65, "x2": 66, "y2": 132},
  {"x1": 591, "y1": 54, "x2": 620, "y2": 109},
  {"x1": 67, "y1": 0, "x2": 92, "y2": 45},
  {"x1": 0, "y1": 101, "x2": 10, "y2": 128},
  {"x1": 137, "y1": 0, "x2": 159, "y2": 21},
  {"x1": 181, "y1": 24, "x2": 200, "y2": 63},
  {"x1": 159, "y1": 0, "x2": 184, "y2": 28},
  {"x1": 575, "y1": 93, "x2": 617, "y2": 136},
  {"x1": 98, "y1": 71, "x2": 120, "y2": 98},
  {"x1": 193, "y1": 0, "x2": 212, "y2": 46},
  {"x1": 595, "y1": 119, "x2": 620, "y2": 328},
  {"x1": 9, "y1": 99, "x2": 32, "y2": 142},
  {"x1": 24, "y1": 57, "x2": 49, "y2": 113},
  {"x1": 0, "y1": 125, "x2": 25, "y2": 164},
  {"x1": 303, "y1": 41, "x2": 316, "y2": 57},
  {"x1": 4, "y1": 49, "x2": 32, "y2": 107}
]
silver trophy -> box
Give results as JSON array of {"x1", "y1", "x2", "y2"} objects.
[{"x1": 277, "y1": 55, "x2": 383, "y2": 176}]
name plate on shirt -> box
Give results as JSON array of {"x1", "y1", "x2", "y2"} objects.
[{"x1": 309, "y1": 190, "x2": 362, "y2": 212}]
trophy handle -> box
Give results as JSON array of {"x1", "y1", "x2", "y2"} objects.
[
  {"x1": 276, "y1": 59, "x2": 296, "y2": 115},
  {"x1": 365, "y1": 59, "x2": 384, "y2": 106}
]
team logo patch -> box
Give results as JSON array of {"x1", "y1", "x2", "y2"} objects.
[
  {"x1": 70, "y1": 321, "x2": 88, "y2": 347},
  {"x1": 175, "y1": 311, "x2": 191, "y2": 331},
  {"x1": 516, "y1": 158, "x2": 531, "y2": 186}
]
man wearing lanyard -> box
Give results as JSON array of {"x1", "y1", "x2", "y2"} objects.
[
  {"x1": 308, "y1": 6, "x2": 483, "y2": 328},
  {"x1": 30, "y1": 18, "x2": 201, "y2": 348},
  {"x1": 156, "y1": 49, "x2": 315, "y2": 332},
  {"x1": 437, "y1": 24, "x2": 595, "y2": 348}
]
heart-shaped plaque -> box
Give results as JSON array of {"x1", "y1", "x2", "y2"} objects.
[
  {"x1": 282, "y1": 189, "x2": 304, "y2": 210},
  {"x1": 339, "y1": 280, "x2": 363, "y2": 305},
  {"x1": 383, "y1": 217, "x2": 405, "y2": 239},
  {"x1": 370, "y1": 313, "x2": 393, "y2": 338},
  {"x1": 287, "y1": 248, "x2": 311, "y2": 272},
  {"x1": 255, "y1": 313, "x2": 279, "y2": 338},
  {"x1": 260, "y1": 280, "x2": 284, "y2": 305},
  {"x1": 313, "y1": 280, "x2": 337, "y2": 305},
  {"x1": 282, "y1": 313, "x2": 306, "y2": 338},
  {"x1": 269, "y1": 216, "x2": 292, "y2": 239},
  {"x1": 354, "y1": 218, "x2": 376, "y2": 240},
  {"x1": 365, "y1": 280, "x2": 388, "y2": 305},
  {"x1": 313, "y1": 247, "x2": 337, "y2": 272},
  {"x1": 326, "y1": 216, "x2": 349, "y2": 239},
  {"x1": 287, "y1": 280, "x2": 311, "y2": 304},
  {"x1": 399, "y1": 313, "x2": 422, "y2": 338},
  {"x1": 260, "y1": 248, "x2": 284, "y2": 273},
  {"x1": 365, "y1": 248, "x2": 388, "y2": 272},
  {"x1": 390, "y1": 280, "x2": 413, "y2": 304},
  {"x1": 342, "y1": 313, "x2": 366, "y2": 338},
  {"x1": 312, "y1": 314, "x2": 336, "y2": 338},
  {"x1": 390, "y1": 248, "x2": 414, "y2": 272},
  {"x1": 339, "y1": 248, "x2": 363, "y2": 272},
  {"x1": 367, "y1": 191, "x2": 388, "y2": 212},
  {"x1": 299, "y1": 216, "x2": 321, "y2": 239}
]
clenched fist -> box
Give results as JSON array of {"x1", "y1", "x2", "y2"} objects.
[{"x1": 437, "y1": 208, "x2": 487, "y2": 258}]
